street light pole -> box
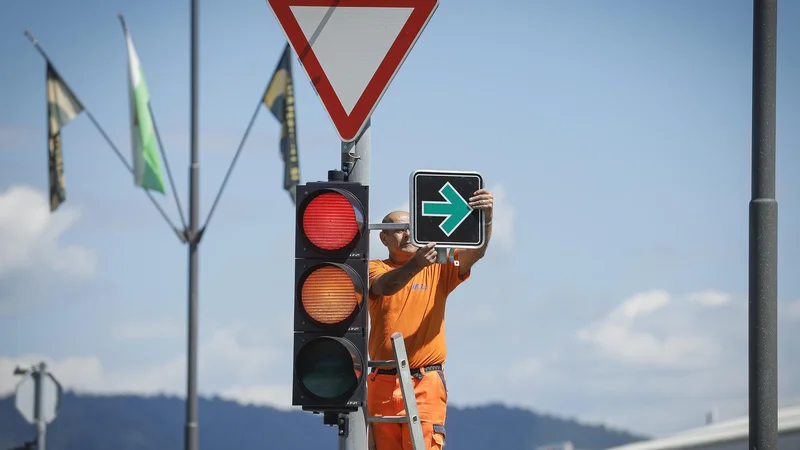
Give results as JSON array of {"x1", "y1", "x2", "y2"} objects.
[{"x1": 748, "y1": 1, "x2": 779, "y2": 450}]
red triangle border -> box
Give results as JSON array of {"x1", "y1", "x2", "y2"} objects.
[{"x1": 268, "y1": 0, "x2": 438, "y2": 141}]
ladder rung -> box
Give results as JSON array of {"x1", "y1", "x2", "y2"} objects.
[
  {"x1": 367, "y1": 415, "x2": 418, "y2": 424},
  {"x1": 367, "y1": 333, "x2": 426, "y2": 450}
]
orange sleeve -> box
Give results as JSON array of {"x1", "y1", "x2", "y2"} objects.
[
  {"x1": 444, "y1": 249, "x2": 470, "y2": 294},
  {"x1": 368, "y1": 259, "x2": 390, "y2": 300}
]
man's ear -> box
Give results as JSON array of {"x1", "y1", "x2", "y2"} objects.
[{"x1": 379, "y1": 231, "x2": 387, "y2": 246}]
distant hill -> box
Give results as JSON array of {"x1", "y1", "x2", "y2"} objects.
[{"x1": 0, "y1": 393, "x2": 646, "y2": 450}]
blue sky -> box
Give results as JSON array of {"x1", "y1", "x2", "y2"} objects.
[{"x1": 1, "y1": 0, "x2": 798, "y2": 439}]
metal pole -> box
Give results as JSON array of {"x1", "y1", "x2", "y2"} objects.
[
  {"x1": 186, "y1": 0, "x2": 200, "y2": 448},
  {"x1": 34, "y1": 362, "x2": 46, "y2": 450},
  {"x1": 345, "y1": 118, "x2": 371, "y2": 184},
  {"x1": 749, "y1": 1, "x2": 778, "y2": 450},
  {"x1": 338, "y1": 118, "x2": 371, "y2": 450}
]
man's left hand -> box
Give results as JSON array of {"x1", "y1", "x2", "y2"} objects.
[{"x1": 468, "y1": 189, "x2": 494, "y2": 222}]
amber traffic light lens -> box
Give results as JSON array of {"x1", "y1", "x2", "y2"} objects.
[
  {"x1": 300, "y1": 264, "x2": 362, "y2": 325},
  {"x1": 296, "y1": 337, "x2": 362, "y2": 401},
  {"x1": 301, "y1": 192, "x2": 362, "y2": 251}
]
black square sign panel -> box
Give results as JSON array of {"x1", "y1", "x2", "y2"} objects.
[{"x1": 410, "y1": 169, "x2": 484, "y2": 248}]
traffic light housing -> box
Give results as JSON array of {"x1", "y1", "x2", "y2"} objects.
[{"x1": 293, "y1": 180, "x2": 369, "y2": 413}]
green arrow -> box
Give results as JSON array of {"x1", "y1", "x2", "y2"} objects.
[{"x1": 421, "y1": 182, "x2": 472, "y2": 236}]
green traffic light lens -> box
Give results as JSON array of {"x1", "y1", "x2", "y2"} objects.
[{"x1": 296, "y1": 337, "x2": 362, "y2": 401}]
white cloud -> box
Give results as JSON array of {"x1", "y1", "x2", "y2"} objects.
[
  {"x1": 2, "y1": 288, "x2": 798, "y2": 439},
  {"x1": 0, "y1": 353, "x2": 187, "y2": 398},
  {"x1": 576, "y1": 289, "x2": 721, "y2": 369},
  {"x1": 449, "y1": 287, "x2": 799, "y2": 437},
  {"x1": 220, "y1": 384, "x2": 293, "y2": 407},
  {"x1": 617, "y1": 289, "x2": 670, "y2": 318},
  {"x1": 0, "y1": 185, "x2": 97, "y2": 314},
  {"x1": 487, "y1": 184, "x2": 515, "y2": 252},
  {"x1": 686, "y1": 289, "x2": 731, "y2": 306},
  {"x1": 0, "y1": 185, "x2": 96, "y2": 277},
  {"x1": 787, "y1": 300, "x2": 800, "y2": 322},
  {"x1": 0, "y1": 325, "x2": 293, "y2": 410},
  {"x1": 114, "y1": 320, "x2": 182, "y2": 340}
]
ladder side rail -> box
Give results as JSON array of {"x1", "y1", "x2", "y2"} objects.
[
  {"x1": 364, "y1": 333, "x2": 426, "y2": 450},
  {"x1": 390, "y1": 332, "x2": 426, "y2": 450}
]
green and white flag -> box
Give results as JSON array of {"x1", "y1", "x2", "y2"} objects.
[{"x1": 120, "y1": 15, "x2": 165, "y2": 193}]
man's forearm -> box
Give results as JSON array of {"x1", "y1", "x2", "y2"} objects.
[
  {"x1": 475, "y1": 220, "x2": 492, "y2": 257},
  {"x1": 465, "y1": 221, "x2": 492, "y2": 259},
  {"x1": 371, "y1": 260, "x2": 422, "y2": 297},
  {"x1": 456, "y1": 220, "x2": 492, "y2": 275}
]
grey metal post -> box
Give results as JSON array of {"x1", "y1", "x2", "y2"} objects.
[
  {"x1": 338, "y1": 118, "x2": 371, "y2": 450},
  {"x1": 34, "y1": 362, "x2": 47, "y2": 450},
  {"x1": 186, "y1": 0, "x2": 201, "y2": 449},
  {"x1": 338, "y1": 407, "x2": 368, "y2": 450},
  {"x1": 344, "y1": 118, "x2": 371, "y2": 184},
  {"x1": 749, "y1": 1, "x2": 779, "y2": 450}
]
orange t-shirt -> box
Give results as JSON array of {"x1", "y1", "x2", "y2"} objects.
[{"x1": 367, "y1": 251, "x2": 470, "y2": 369}]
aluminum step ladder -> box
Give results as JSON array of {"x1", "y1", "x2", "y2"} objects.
[{"x1": 366, "y1": 332, "x2": 426, "y2": 450}]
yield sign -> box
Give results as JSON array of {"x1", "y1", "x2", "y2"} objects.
[{"x1": 266, "y1": 0, "x2": 439, "y2": 142}]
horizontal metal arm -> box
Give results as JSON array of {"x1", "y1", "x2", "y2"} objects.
[
  {"x1": 367, "y1": 415, "x2": 411, "y2": 423},
  {"x1": 368, "y1": 222, "x2": 409, "y2": 230}
]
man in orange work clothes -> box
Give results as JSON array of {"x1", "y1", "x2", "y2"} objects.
[{"x1": 367, "y1": 188, "x2": 494, "y2": 450}]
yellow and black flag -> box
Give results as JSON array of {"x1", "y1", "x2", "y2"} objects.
[
  {"x1": 263, "y1": 43, "x2": 300, "y2": 204},
  {"x1": 46, "y1": 62, "x2": 84, "y2": 212}
]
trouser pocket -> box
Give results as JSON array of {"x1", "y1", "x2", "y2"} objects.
[
  {"x1": 435, "y1": 370, "x2": 447, "y2": 394},
  {"x1": 432, "y1": 423, "x2": 446, "y2": 448}
]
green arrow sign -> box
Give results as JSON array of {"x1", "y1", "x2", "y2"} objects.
[{"x1": 421, "y1": 182, "x2": 472, "y2": 236}]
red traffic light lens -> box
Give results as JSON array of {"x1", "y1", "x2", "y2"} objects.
[
  {"x1": 300, "y1": 264, "x2": 362, "y2": 325},
  {"x1": 301, "y1": 191, "x2": 362, "y2": 251}
]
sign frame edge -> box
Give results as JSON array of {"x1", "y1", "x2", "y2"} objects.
[{"x1": 408, "y1": 168, "x2": 485, "y2": 249}]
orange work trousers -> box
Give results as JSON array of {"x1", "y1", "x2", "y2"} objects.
[{"x1": 367, "y1": 367, "x2": 448, "y2": 450}]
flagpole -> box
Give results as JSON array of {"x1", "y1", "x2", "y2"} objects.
[{"x1": 185, "y1": 0, "x2": 201, "y2": 450}]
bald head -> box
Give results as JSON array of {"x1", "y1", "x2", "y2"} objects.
[
  {"x1": 379, "y1": 210, "x2": 415, "y2": 258},
  {"x1": 382, "y1": 210, "x2": 409, "y2": 224}
]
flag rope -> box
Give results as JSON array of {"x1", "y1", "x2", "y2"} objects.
[
  {"x1": 148, "y1": 103, "x2": 188, "y2": 231},
  {"x1": 25, "y1": 30, "x2": 187, "y2": 243},
  {"x1": 200, "y1": 92, "x2": 264, "y2": 234}
]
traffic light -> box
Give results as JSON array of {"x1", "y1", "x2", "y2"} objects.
[{"x1": 293, "y1": 179, "x2": 369, "y2": 413}]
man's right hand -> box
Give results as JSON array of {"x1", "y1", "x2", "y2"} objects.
[
  {"x1": 411, "y1": 242, "x2": 438, "y2": 269},
  {"x1": 371, "y1": 242, "x2": 438, "y2": 297}
]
